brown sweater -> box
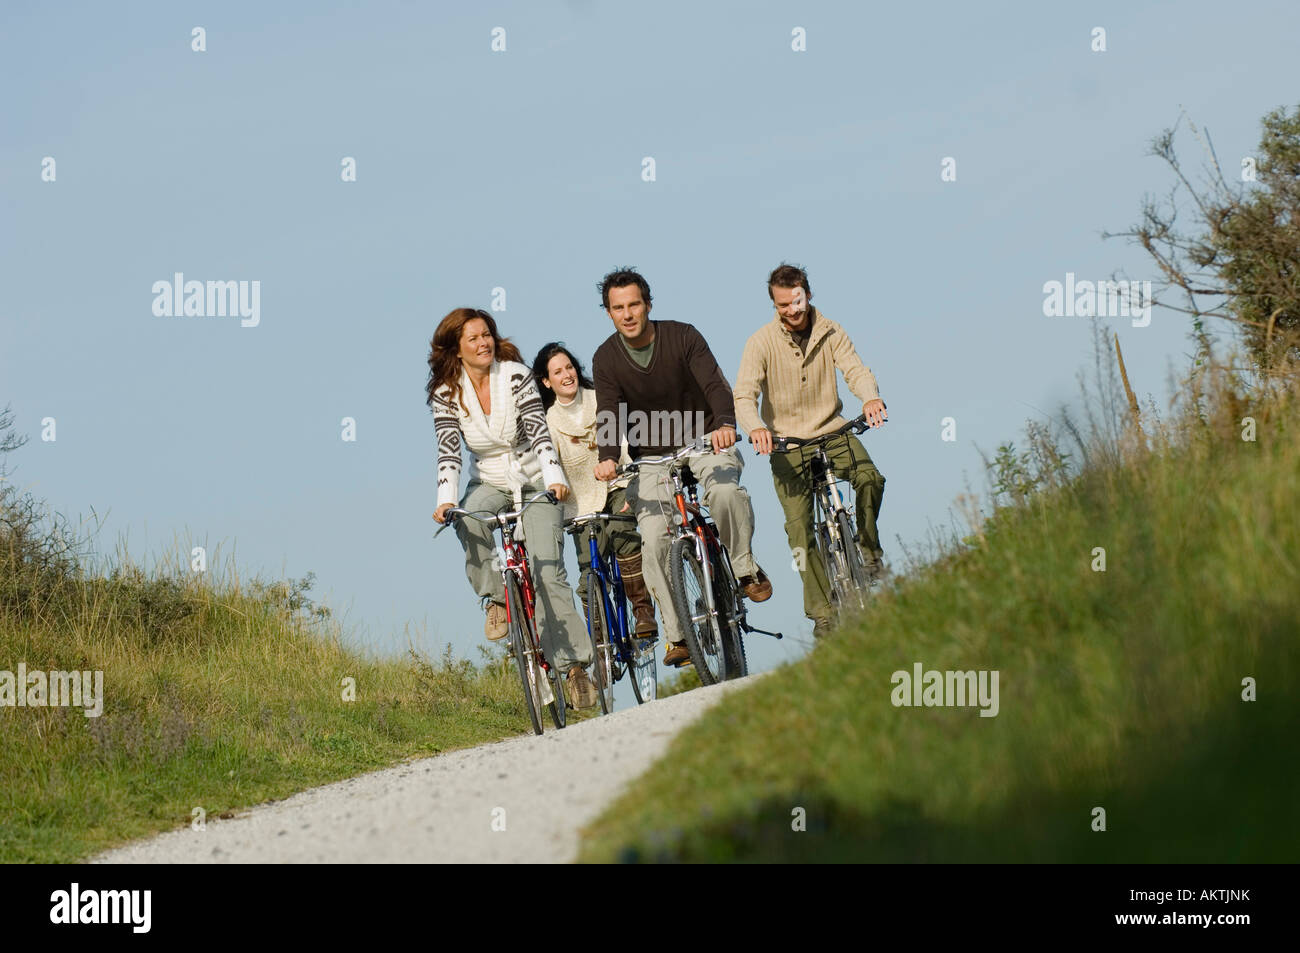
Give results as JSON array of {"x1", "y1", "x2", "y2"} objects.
[{"x1": 593, "y1": 320, "x2": 736, "y2": 461}]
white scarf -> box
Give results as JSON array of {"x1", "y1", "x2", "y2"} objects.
[{"x1": 458, "y1": 363, "x2": 531, "y2": 529}]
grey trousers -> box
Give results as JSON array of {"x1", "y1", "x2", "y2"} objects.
[
  {"x1": 454, "y1": 480, "x2": 590, "y2": 671},
  {"x1": 625, "y1": 447, "x2": 758, "y2": 646}
]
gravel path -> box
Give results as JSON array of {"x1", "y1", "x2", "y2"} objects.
[{"x1": 91, "y1": 676, "x2": 757, "y2": 864}]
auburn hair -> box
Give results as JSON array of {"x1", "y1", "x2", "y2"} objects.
[{"x1": 425, "y1": 308, "x2": 523, "y2": 413}]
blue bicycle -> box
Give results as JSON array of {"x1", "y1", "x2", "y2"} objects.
[{"x1": 565, "y1": 512, "x2": 658, "y2": 712}]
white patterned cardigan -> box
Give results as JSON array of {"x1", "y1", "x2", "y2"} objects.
[{"x1": 433, "y1": 360, "x2": 568, "y2": 509}]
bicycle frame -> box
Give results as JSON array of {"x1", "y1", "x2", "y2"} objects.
[
  {"x1": 765, "y1": 415, "x2": 881, "y2": 610},
  {"x1": 496, "y1": 526, "x2": 556, "y2": 675},
  {"x1": 573, "y1": 517, "x2": 635, "y2": 667}
]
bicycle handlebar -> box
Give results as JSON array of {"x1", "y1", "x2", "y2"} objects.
[
  {"x1": 615, "y1": 436, "x2": 712, "y2": 476},
  {"x1": 758, "y1": 414, "x2": 883, "y2": 451},
  {"x1": 437, "y1": 489, "x2": 557, "y2": 534},
  {"x1": 564, "y1": 511, "x2": 638, "y2": 534}
]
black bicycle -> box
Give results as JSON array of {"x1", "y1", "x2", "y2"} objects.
[
  {"x1": 618, "y1": 439, "x2": 782, "y2": 686},
  {"x1": 766, "y1": 415, "x2": 883, "y2": 615},
  {"x1": 565, "y1": 511, "x2": 657, "y2": 712}
]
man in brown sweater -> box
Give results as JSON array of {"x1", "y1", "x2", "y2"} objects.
[
  {"x1": 592, "y1": 268, "x2": 772, "y2": 668},
  {"x1": 734, "y1": 263, "x2": 887, "y2": 639}
]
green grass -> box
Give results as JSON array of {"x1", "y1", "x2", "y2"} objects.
[
  {"x1": 0, "y1": 559, "x2": 544, "y2": 863},
  {"x1": 579, "y1": 388, "x2": 1300, "y2": 862}
]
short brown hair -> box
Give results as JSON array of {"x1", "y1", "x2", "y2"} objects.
[{"x1": 767, "y1": 262, "x2": 812, "y2": 303}]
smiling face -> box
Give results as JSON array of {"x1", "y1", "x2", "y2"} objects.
[
  {"x1": 544, "y1": 352, "x2": 580, "y2": 402},
  {"x1": 606, "y1": 284, "x2": 652, "y2": 346},
  {"x1": 771, "y1": 284, "x2": 809, "y2": 332},
  {"x1": 458, "y1": 317, "x2": 496, "y2": 372}
]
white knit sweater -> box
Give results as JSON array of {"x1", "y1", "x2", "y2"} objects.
[{"x1": 433, "y1": 360, "x2": 568, "y2": 508}]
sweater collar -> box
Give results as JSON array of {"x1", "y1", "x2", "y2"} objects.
[{"x1": 772, "y1": 307, "x2": 829, "y2": 349}]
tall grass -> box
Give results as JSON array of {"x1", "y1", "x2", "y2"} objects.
[
  {"x1": 0, "y1": 411, "x2": 530, "y2": 862},
  {"x1": 579, "y1": 338, "x2": 1299, "y2": 862}
]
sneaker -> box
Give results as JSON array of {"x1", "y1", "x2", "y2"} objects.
[
  {"x1": 567, "y1": 665, "x2": 598, "y2": 709},
  {"x1": 663, "y1": 641, "x2": 691, "y2": 667},
  {"x1": 739, "y1": 568, "x2": 773, "y2": 603},
  {"x1": 484, "y1": 602, "x2": 508, "y2": 641}
]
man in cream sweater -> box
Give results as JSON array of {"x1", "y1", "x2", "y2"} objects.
[{"x1": 734, "y1": 263, "x2": 888, "y2": 639}]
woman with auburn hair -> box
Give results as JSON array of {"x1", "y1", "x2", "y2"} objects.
[{"x1": 427, "y1": 308, "x2": 597, "y2": 709}]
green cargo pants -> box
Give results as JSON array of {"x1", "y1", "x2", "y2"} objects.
[{"x1": 769, "y1": 432, "x2": 884, "y2": 623}]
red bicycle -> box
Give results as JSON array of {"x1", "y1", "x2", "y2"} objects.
[{"x1": 442, "y1": 490, "x2": 566, "y2": 735}]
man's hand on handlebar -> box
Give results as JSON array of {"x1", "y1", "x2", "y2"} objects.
[
  {"x1": 750, "y1": 427, "x2": 773, "y2": 456},
  {"x1": 863, "y1": 399, "x2": 888, "y2": 429},
  {"x1": 433, "y1": 503, "x2": 455, "y2": 525},
  {"x1": 594, "y1": 459, "x2": 619, "y2": 482},
  {"x1": 711, "y1": 424, "x2": 737, "y2": 453},
  {"x1": 547, "y1": 483, "x2": 569, "y2": 502}
]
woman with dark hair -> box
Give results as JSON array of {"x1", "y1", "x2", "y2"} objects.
[
  {"x1": 428, "y1": 310, "x2": 596, "y2": 709},
  {"x1": 532, "y1": 342, "x2": 659, "y2": 642}
]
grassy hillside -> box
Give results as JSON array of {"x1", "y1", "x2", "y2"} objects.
[
  {"x1": 579, "y1": 367, "x2": 1299, "y2": 862},
  {"x1": 0, "y1": 517, "x2": 538, "y2": 863}
]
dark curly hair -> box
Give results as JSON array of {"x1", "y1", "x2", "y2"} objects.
[
  {"x1": 598, "y1": 267, "x2": 653, "y2": 311},
  {"x1": 531, "y1": 342, "x2": 595, "y2": 411}
]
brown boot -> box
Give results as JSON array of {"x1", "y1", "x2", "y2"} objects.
[{"x1": 617, "y1": 553, "x2": 659, "y2": 639}]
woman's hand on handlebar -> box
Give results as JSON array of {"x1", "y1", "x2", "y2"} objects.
[
  {"x1": 750, "y1": 427, "x2": 773, "y2": 455},
  {"x1": 433, "y1": 503, "x2": 455, "y2": 525},
  {"x1": 547, "y1": 483, "x2": 569, "y2": 502},
  {"x1": 863, "y1": 399, "x2": 888, "y2": 429}
]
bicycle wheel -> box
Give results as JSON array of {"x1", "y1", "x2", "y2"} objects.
[
  {"x1": 504, "y1": 575, "x2": 543, "y2": 736},
  {"x1": 629, "y1": 636, "x2": 657, "y2": 704},
  {"x1": 668, "y1": 535, "x2": 725, "y2": 685},
  {"x1": 837, "y1": 509, "x2": 871, "y2": 607},
  {"x1": 816, "y1": 521, "x2": 851, "y2": 612},
  {"x1": 713, "y1": 553, "x2": 748, "y2": 680},
  {"x1": 585, "y1": 572, "x2": 614, "y2": 715},
  {"x1": 547, "y1": 659, "x2": 566, "y2": 729}
]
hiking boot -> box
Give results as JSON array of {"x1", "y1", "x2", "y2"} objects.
[
  {"x1": 739, "y1": 568, "x2": 773, "y2": 603},
  {"x1": 567, "y1": 665, "x2": 598, "y2": 709},
  {"x1": 617, "y1": 553, "x2": 659, "y2": 637},
  {"x1": 484, "y1": 602, "x2": 508, "y2": 641},
  {"x1": 812, "y1": 617, "x2": 835, "y2": 640},
  {"x1": 663, "y1": 641, "x2": 691, "y2": 667}
]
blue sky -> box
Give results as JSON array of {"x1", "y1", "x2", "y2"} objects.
[{"x1": 2, "y1": 1, "x2": 1295, "y2": 690}]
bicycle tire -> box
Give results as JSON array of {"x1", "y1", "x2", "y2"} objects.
[
  {"x1": 713, "y1": 553, "x2": 748, "y2": 680},
  {"x1": 668, "y1": 534, "x2": 725, "y2": 685},
  {"x1": 837, "y1": 508, "x2": 871, "y2": 608},
  {"x1": 629, "y1": 635, "x2": 657, "y2": 704},
  {"x1": 547, "y1": 658, "x2": 566, "y2": 729},
  {"x1": 585, "y1": 572, "x2": 613, "y2": 715},
  {"x1": 816, "y1": 520, "x2": 850, "y2": 612},
  {"x1": 505, "y1": 574, "x2": 543, "y2": 736}
]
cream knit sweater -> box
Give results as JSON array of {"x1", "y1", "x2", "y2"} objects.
[
  {"x1": 546, "y1": 388, "x2": 631, "y2": 518},
  {"x1": 734, "y1": 308, "x2": 881, "y2": 440}
]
